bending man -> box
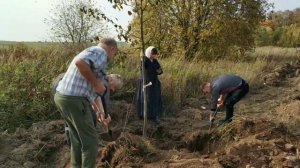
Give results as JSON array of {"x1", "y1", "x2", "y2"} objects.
[
  {"x1": 54, "y1": 38, "x2": 118, "y2": 168},
  {"x1": 202, "y1": 74, "x2": 249, "y2": 123}
]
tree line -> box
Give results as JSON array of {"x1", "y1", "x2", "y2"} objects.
[
  {"x1": 256, "y1": 8, "x2": 300, "y2": 47},
  {"x1": 47, "y1": 0, "x2": 300, "y2": 61},
  {"x1": 129, "y1": 0, "x2": 270, "y2": 60}
]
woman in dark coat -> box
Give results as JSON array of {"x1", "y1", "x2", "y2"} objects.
[{"x1": 136, "y1": 46, "x2": 163, "y2": 124}]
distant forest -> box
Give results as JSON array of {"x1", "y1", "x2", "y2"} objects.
[{"x1": 256, "y1": 8, "x2": 300, "y2": 47}]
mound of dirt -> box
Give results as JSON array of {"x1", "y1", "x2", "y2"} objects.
[
  {"x1": 263, "y1": 62, "x2": 300, "y2": 86},
  {"x1": 183, "y1": 130, "x2": 211, "y2": 152},
  {"x1": 218, "y1": 120, "x2": 300, "y2": 167},
  {"x1": 276, "y1": 100, "x2": 300, "y2": 122},
  {"x1": 0, "y1": 120, "x2": 68, "y2": 168},
  {"x1": 178, "y1": 119, "x2": 300, "y2": 167},
  {"x1": 97, "y1": 132, "x2": 161, "y2": 167},
  {"x1": 220, "y1": 137, "x2": 300, "y2": 167}
]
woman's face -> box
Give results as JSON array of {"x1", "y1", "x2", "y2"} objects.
[{"x1": 150, "y1": 53, "x2": 158, "y2": 59}]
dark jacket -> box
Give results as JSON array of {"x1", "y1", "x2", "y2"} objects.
[
  {"x1": 210, "y1": 74, "x2": 245, "y2": 110},
  {"x1": 136, "y1": 57, "x2": 163, "y2": 120},
  {"x1": 144, "y1": 57, "x2": 163, "y2": 83}
]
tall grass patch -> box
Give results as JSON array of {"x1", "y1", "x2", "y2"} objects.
[
  {"x1": 159, "y1": 56, "x2": 270, "y2": 115},
  {"x1": 0, "y1": 44, "x2": 298, "y2": 130},
  {"x1": 250, "y1": 46, "x2": 299, "y2": 63},
  {"x1": 0, "y1": 44, "x2": 75, "y2": 131}
]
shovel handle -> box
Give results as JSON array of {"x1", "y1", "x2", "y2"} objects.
[
  {"x1": 100, "y1": 94, "x2": 113, "y2": 138},
  {"x1": 209, "y1": 107, "x2": 219, "y2": 131}
]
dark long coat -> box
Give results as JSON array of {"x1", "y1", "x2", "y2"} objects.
[{"x1": 136, "y1": 56, "x2": 163, "y2": 121}]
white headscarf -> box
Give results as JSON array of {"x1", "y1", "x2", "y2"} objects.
[{"x1": 145, "y1": 46, "x2": 156, "y2": 58}]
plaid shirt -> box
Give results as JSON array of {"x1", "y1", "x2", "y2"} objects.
[{"x1": 56, "y1": 46, "x2": 107, "y2": 102}]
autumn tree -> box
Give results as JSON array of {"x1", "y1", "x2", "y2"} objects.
[
  {"x1": 129, "y1": 0, "x2": 270, "y2": 60},
  {"x1": 45, "y1": 0, "x2": 109, "y2": 44},
  {"x1": 256, "y1": 8, "x2": 300, "y2": 47}
]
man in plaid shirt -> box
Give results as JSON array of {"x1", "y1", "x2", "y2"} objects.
[{"x1": 54, "y1": 37, "x2": 118, "y2": 168}]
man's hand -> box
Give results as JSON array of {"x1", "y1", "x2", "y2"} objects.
[
  {"x1": 102, "y1": 114, "x2": 112, "y2": 127},
  {"x1": 156, "y1": 68, "x2": 163, "y2": 74},
  {"x1": 217, "y1": 98, "x2": 224, "y2": 109},
  {"x1": 217, "y1": 97, "x2": 223, "y2": 104},
  {"x1": 98, "y1": 114, "x2": 111, "y2": 132},
  {"x1": 217, "y1": 102, "x2": 224, "y2": 109},
  {"x1": 96, "y1": 112, "x2": 104, "y2": 122},
  {"x1": 217, "y1": 94, "x2": 227, "y2": 109}
]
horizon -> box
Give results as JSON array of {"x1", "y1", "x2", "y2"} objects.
[{"x1": 0, "y1": 0, "x2": 300, "y2": 42}]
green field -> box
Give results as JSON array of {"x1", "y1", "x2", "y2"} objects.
[
  {"x1": 0, "y1": 40, "x2": 60, "y2": 48},
  {"x1": 0, "y1": 40, "x2": 129, "y2": 49}
]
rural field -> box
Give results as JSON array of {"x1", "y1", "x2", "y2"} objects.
[
  {"x1": 1, "y1": 0, "x2": 300, "y2": 167},
  {"x1": 0, "y1": 43, "x2": 300, "y2": 167}
]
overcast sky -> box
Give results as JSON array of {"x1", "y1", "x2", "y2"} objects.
[{"x1": 0, "y1": 0, "x2": 299, "y2": 42}]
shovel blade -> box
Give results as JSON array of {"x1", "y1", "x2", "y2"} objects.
[
  {"x1": 209, "y1": 119, "x2": 215, "y2": 131},
  {"x1": 100, "y1": 128, "x2": 122, "y2": 142}
]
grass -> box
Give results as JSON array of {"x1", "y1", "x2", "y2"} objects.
[
  {"x1": 0, "y1": 40, "x2": 60, "y2": 49},
  {"x1": 0, "y1": 43, "x2": 299, "y2": 131},
  {"x1": 0, "y1": 40, "x2": 129, "y2": 49},
  {"x1": 250, "y1": 46, "x2": 300, "y2": 63}
]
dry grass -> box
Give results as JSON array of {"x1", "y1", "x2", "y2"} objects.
[
  {"x1": 251, "y1": 46, "x2": 299, "y2": 63},
  {"x1": 276, "y1": 101, "x2": 300, "y2": 125},
  {"x1": 0, "y1": 44, "x2": 299, "y2": 130}
]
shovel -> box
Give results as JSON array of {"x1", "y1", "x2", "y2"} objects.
[
  {"x1": 99, "y1": 128, "x2": 122, "y2": 142},
  {"x1": 209, "y1": 107, "x2": 219, "y2": 131},
  {"x1": 207, "y1": 107, "x2": 219, "y2": 154},
  {"x1": 99, "y1": 94, "x2": 114, "y2": 139}
]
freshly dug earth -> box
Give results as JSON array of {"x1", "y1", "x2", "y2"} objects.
[{"x1": 1, "y1": 62, "x2": 300, "y2": 168}]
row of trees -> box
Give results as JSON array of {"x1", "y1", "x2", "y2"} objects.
[
  {"x1": 128, "y1": 0, "x2": 270, "y2": 60},
  {"x1": 256, "y1": 8, "x2": 300, "y2": 47},
  {"x1": 49, "y1": 0, "x2": 290, "y2": 60}
]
